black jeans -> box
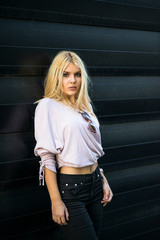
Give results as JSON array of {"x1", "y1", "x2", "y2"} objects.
[{"x1": 57, "y1": 166, "x2": 104, "y2": 240}]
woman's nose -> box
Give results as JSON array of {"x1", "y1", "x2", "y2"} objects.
[{"x1": 70, "y1": 74, "x2": 76, "y2": 83}]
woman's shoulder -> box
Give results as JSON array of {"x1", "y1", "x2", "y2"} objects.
[
  {"x1": 35, "y1": 98, "x2": 62, "y2": 115},
  {"x1": 37, "y1": 97, "x2": 60, "y2": 108}
]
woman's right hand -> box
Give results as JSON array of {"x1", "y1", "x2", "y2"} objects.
[{"x1": 51, "y1": 199, "x2": 69, "y2": 225}]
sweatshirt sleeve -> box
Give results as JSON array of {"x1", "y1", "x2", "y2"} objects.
[{"x1": 34, "y1": 98, "x2": 63, "y2": 186}]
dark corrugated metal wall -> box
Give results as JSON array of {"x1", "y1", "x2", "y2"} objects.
[{"x1": 0, "y1": 0, "x2": 160, "y2": 239}]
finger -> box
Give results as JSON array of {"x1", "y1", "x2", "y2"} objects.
[
  {"x1": 101, "y1": 196, "x2": 110, "y2": 204},
  {"x1": 57, "y1": 218, "x2": 63, "y2": 225},
  {"x1": 104, "y1": 190, "x2": 111, "y2": 200},
  {"x1": 52, "y1": 215, "x2": 57, "y2": 222},
  {"x1": 101, "y1": 197, "x2": 109, "y2": 202},
  {"x1": 61, "y1": 216, "x2": 67, "y2": 225},
  {"x1": 103, "y1": 196, "x2": 109, "y2": 202},
  {"x1": 103, "y1": 196, "x2": 109, "y2": 201},
  {"x1": 103, "y1": 191, "x2": 110, "y2": 199},
  {"x1": 107, "y1": 191, "x2": 113, "y2": 202},
  {"x1": 65, "y1": 207, "x2": 69, "y2": 221},
  {"x1": 101, "y1": 200, "x2": 108, "y2": 204},
  {"x1": 53, "y1": 216, "x2": 61, "y2": 225},
  {"x1": 107, "y1": 193, "x2": 113, "y2": 202}
]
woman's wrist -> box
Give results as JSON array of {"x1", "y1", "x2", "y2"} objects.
[
  {"x1": 51, "y1": 196, "x2": 62, "y2": 202},
  {"x1": 99, "y1": 168, "x2": 108, "y2": 184},
  {"x1": 102, "y1": 175, "x2": 108, "y2": 184}
]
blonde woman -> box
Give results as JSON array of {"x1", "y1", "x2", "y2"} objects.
[{"x1": 34, "y1": 51, "x2": 113, "y2": 240}]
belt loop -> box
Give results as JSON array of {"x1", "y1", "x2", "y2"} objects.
[{"x1": 96, "y1": 166, "x2": 100, "y2": 178}]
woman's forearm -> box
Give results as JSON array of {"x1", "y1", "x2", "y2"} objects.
[
  {"x1": 44, "y1": 167, "x2": 62, "y2": 201},
  {"x1": 44, "y1": 167, "x2": 69, "y2": 225},
  {"x1": 99, "y1": 168, "x2": 108, "y2": 184}
]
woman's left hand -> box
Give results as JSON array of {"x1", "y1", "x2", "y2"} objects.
[{"x1": 101, "y1": 176, "x2": 113, "y2": 207}]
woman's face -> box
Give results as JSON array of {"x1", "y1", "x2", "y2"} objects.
[{"x1": 62, "y1": 62, "x2": 81, "y2": 102}]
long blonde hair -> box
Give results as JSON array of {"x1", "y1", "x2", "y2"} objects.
[{"x1": 34, "y1": 50, "x2": 94, "y2": 114}]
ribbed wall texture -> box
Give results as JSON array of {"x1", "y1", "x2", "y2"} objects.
[{"x1": 0, "y1": 0, "x2": 160, "y2": 239}]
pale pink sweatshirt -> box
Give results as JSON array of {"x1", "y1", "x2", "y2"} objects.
[{"x1": 34, "y1": 98, "x2": 105, "y2": 185}]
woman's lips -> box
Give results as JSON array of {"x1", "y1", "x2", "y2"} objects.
[{"x1": 69, "y1": 87, "x2": 77, "y2": 90}]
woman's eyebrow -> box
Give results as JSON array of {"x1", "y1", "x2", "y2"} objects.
[{"x1": 63, "y1": 70, "x2": 81, "y2": 73}]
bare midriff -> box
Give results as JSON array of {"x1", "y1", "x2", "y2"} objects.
[{"x1": 60, "y1": 162, "x2": 98, "y2": 175}]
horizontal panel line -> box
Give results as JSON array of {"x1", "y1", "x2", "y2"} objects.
[
  {"x1": 0, "y1": 157, "x2": 36, "y2": 165},
  {"x1": 0, "y1": 64, "x2": 48, "y2": 67},
  {"x1": 94, "y1": 97, "x2": 160, "y2": 101},
  {"x1": 0, "y1": 224, "x2": 56, "y2": 240},
  {"x1": 0, "y1": 130, "x2": 32, "y2": 136},
  {"x1": 89, "y1": 66, "x2": 160, "y2": 69},
  {"x1": 0, "y1": 175, "x2": 36, "y2": 184},
  {"x1": 104, "y1": 139, "x2": 160, "y2": 150},
  {"x1": 0, "y1": 131, "x2": 32, "y2": 135},
  {"x1": 116, "y1": 183, "x2": 160, "y2": 196},
  {"x1": 0, "y1": 208, "x2": 50, "y2": 223},
  {"x1": 103, "y1": 125, "x2": 160, "y2": 133},
  {"x1": 122, "y1": 226, "x2": 160, "y2": 240},
  {"x1": 100, "y1": 0, "x2": 160, "y2": 10},
  {"x1": 104, "y1": 197, "x2": 160, "y2": 216},
  {"x1": 93, "y1": 82, "x2": 160, "y2": 86},
  {"x1": 102, "y1": 212, "x2": 160, "y2": 231},
  {"x1": 108, "y1": 169, "x2": 160, "y2": 181},
  {"x1": 0, "y1": 186, "x2": 46, "y2": 201},
  {"x1": 0, "y1": 103, "x2": 32, "y2": 106},
  {"x1": 0, "y1": 84, "x2": 40, "y2": 87},
  {"x1": 98, "y1": 111, "x2": 160, "y2": 118},
  {"x1": 101, "y1": 154, "x2": 160, "y2": 167},
  {"x1": 0, "y1": 45, "x2": 160, "y2": 54},
  {"x1": 0, "y1": 6, "x2": 159, "y2": 24}
]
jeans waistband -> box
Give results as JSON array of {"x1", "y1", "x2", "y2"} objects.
[{"x1": 57, "y1": 166, "x2": 101, "y2": 182}]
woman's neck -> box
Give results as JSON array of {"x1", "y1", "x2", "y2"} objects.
[{"x1": 69, "y1": 96, "x2": 76, "y2": 104}]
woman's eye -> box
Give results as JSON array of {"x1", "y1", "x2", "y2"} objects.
[
  {"x1": 75, "y1": 73, "x2": 81, "y2": 77},
  {"x1": 63, "y1": 73, "x2": 69, "y2": 77}
]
